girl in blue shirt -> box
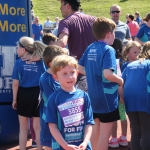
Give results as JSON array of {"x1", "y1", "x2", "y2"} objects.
[
  {"x1": 121, "y1": 41, "x2": 150, "y2": 150},
  {"x1": 12, "y1": 36, "x2": 46, "y2": 150}
]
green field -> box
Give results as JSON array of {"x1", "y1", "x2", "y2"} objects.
[{"x1": 32, "y1": 0, "x2": 150, "y2": 24}]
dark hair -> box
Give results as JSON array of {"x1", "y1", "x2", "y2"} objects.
[
  {"x1": 128, "y1": 14, "x2": 134, "y2": 21},
  {"x1": 42, "y1": 33, "x2": 58, "y2": 45},
  {"x1": 143, "y1": 13, "x2": 150, "y2": 22},
  {"x1": 43, "y1": 45, "x2": 67, "y2": 67},
  {"x1": 92, "y1": 17, "x2": 116, "y2": 40},
  {"x1": 64, "y1": 0, "x2": 80, "y2": 11},
  {"x1": 111, "y1": 38, "x2": 123, "y2": 59}
]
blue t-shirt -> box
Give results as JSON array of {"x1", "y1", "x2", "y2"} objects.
[
  {"x1": 121, "y1": 62, "x2": 128, "y2": 72},
  {"x1": 46, "y1": 88, "x2": 94, "y2": 150},
  {"x1": 39, "y1": 71, "x2": 60, "y2": 145},
  {"x1": 12, "y1": 59, "x2": 45, "y2": 87},
  {"x1": 122, "y1": 60, "x2": 150, "y2": 114},
  {"x1": 79, "y1": 41, "x2": 118, "y2": 113},
  {"x1": 32, "y1": 23, "x2": 43, "y2": 41},
  {"x1": 136, "y1": 24, "x2": 150, "y2": 42}
]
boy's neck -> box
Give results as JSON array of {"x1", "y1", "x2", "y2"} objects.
[
  {"x1": 61, "y1": 86, "x2": 76, "y2": 93},
  {"x1": 98, "y1": 39, "x2": 108, "y2": 44},
  {"x1": 47, "y1": 68, "x2": 52, "y2": 74}
]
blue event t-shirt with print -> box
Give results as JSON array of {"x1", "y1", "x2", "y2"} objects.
[
  {"x1": 136, "y1": 24, "x2": 150, "y2": 42},
  {"x1": 46, "y1": 88, "x2": 94, "y2": 150},
  {"x1": 12, "y1": 59, "x2": 45, "y2": 87},
  {"x1": 79, "y1": 41, "x2": 118, "y2": 113},
  {"x1": 122, "y1": 59, "x2": 150, "y2": 114},
  {"x1": 39, "y1": 71, "x2": 60, "y2": 145}
]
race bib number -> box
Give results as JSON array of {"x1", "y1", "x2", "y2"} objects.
[{"x1": 57, "y1": 98, "x2": 84, "y2": 127}]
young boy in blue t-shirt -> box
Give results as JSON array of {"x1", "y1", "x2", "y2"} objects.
[
  {"x1": 39, "y1": 45, "x2": 68, "y2": 150},
  {"x1": 46, "y1": 55, "x2": 94, "y2": 150},
  {"x1": 78, "y1": 17, "x2": 124, "y2": 150}
]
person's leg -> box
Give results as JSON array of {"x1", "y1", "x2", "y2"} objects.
[
  {"x1": 139, "y1": 112, "x2": 150, "y2": 150},
  {"x1": 90, "y1": 118, "x2": 100, "y2": 150},
  {"x1": 33, "y1": 117, "x2": 43, "y2": 150},
  {"x1": 97, "y1": 122, "x2": 113, "y2": 150},
  {"x1": 29, "y1": 118, "x2": 37, "y2": 147},
  {"x1": 109, "y1": 121, "x2": 119, "y2": 148},
  {"x1": 111, "y1": 121, "x2": 117, "y2": 137},
  {"x1": 127, "y1": 112, "x2": 141, "y2": 150},
  {"x1": 18, "y1": 115, "x2": 28, "y2": 150}
]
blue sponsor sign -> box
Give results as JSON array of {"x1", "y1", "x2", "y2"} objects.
[{"x1": 0, "y1": 0, "x2": 31, "y2": 102}]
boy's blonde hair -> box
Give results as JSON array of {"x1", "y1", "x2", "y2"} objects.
[
  {"x1": 122, "y1": 41, "x2": 142, "y2": 61},
  {"x1": 51, "y1": 55, "x2": 78, "y2": 74},
  {"x1": 43, "y1": 45, "x2": 68, "y2": 67},
  {"x1": 139, "y1": 41, "x2": 150, "y2": 62},
  {"x1": 19, "y1": 36, "x2": 46, "y2": 58},
  {"x1": 92, "y1": 17, "x2": 116, "y2": 40}
]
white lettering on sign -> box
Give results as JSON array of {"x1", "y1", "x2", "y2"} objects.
[{"x1": 0, "y1": 46, "x2": 16, "y2": 90}]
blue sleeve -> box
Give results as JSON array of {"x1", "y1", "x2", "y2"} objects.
[
  {"x1": 84, "y1": 93, "x2": 95, "y2": 125},
  {"x1": 12, "y1": 60, "x2": 19, "y2": 80},
  {"x1": 78, "y1": 47, "x2": 88, "y2": 67},
  {"x1": 46, "y1": 94, "x2": 58, "y2": 124},
  {"x1": 40, "y1": 77, "x2": 53, "y2": 99},
  {"x1": 103, "y1": 48, "x2": 116, "y2": 71},
  {"x1": 136, "y1": 27, "x2": 144, "y2": 38},
  {"x1": 122, "y1": 68, "x2": 127, "y2": 83}
]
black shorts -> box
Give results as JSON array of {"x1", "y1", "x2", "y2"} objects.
[
  {"x1": 93, "y1": 108, "x2": 120, "y2": 123},
  {"x1": 17, "y1": 86, "x2": 40, "y2": 117}
]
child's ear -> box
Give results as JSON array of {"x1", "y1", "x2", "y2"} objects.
[
  {"x1": 49, "y1": 62, "x2": 52, "y2": 67},
  {"x1": 106, "y1": 32, "x2": 111, "y2": 39},
  {"x1": 52, "y1": 74, "x2": 58, "y2": 81}
]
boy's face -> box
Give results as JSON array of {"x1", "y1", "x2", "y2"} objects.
[
  {"x1": 53, "y1": 65, "x2": 78, "y2": 92},
  {"x1": 107, "y1": 30, "x2": 115, "y2": 45}
]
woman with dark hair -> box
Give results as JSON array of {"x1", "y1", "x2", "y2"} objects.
[{"x1": 135, "y1": 13, "x2": 150, "y2": 45}]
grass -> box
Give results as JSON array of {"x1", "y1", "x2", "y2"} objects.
[{"x1": 32, "y1": 0, "x2": 150, "y2": 24}]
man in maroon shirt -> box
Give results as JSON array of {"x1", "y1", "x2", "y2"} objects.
[{"x1": 53, "y1": 0, "x2": 96, "y2": 60}]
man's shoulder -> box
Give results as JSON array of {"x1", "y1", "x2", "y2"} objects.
[{"x1": 61, "y1": 12, "x2": 96, "y2": 23}]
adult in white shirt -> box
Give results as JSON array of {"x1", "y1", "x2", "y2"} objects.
[{"x1": 44, "y1": 17, "x2": 53, "y2": 28}]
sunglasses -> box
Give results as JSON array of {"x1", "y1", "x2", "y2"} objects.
[{"x1": 111, "y1": 11, "x2": 120, "y2": 14}]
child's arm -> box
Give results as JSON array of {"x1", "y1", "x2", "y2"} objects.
[
  {"x1": 12, "y1": 79, "x2": 19, "y2": 109},
  {"x1": 79, "y1": 124, "x2": 92, "y2": 150},
  {"x1": 103, "y1": 69, "x2": 123, "y2": 86},
  {"x1": 118, "y1": 85, "x2": 124, "y2": 103},
  {"x1": 78, "y1": 65, "x2": 86, "y2": 75},
  {"x1": 49, "y1": 123, "x2": 80, "y2": 150}
]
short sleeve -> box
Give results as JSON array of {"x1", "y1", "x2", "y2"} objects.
[
  {"x1": 78, "y1": 48, "x2": 88, "y2": 67},
  {"x1": 136, "y1": 27, "x2": 144, "y2": 39},
  {"x1": 122, "y1": 68, "x2": 127, "y2": 83},
  {"x1": 46, "y1": 94, "x2": 58, "y2": 124},
  {"x1": 12, "y1": 60, "x2": 19, "y2": 80},
  {"x1": 84, "y1": 93, "x2": 94, "y2": 125},
  {"x1": 103, "y1": 48, "x2": 116, "y2": 71},
  {"x1": 58, "y1": 20, "x2": 69, "y2": 36}
]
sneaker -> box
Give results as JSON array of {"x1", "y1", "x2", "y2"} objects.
[
  {"x1": 32, "y1": 141, "x2": 37, "y2": 148},
  {"x1": 118, "y1": 137, "x2": 128, "y2": 146},
  {"x1": 109, "y1": 138, "x2": 119, "y2": 148}
]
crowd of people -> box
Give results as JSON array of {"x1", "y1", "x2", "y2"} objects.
[{"x1": 11, "y1": 0, "x2": 150, "y2": 150}]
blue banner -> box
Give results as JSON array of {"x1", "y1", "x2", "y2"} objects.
[{"x1": 0, "y1": 0, "x2": 31, "y2": 102}]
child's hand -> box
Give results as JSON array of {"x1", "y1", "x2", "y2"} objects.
[
  {"x1": 79, "y1": 141, "x2": 88, "y2": 150},
  {"x1": 12, "y1": 101, "x2": 17, "y2": 109},
  {"x1": 65, "y1": 144, "x2": 80, "y2": 150},
  {"x1": 120, "y1": 98, "x2": 124, "y2": 104}
]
